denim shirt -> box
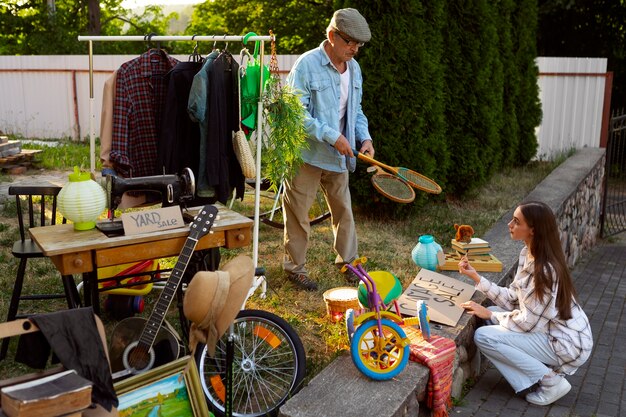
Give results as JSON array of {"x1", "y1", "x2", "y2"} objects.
[{"x1": 286, "y1": 41, "x2": 371, "y2": 172}]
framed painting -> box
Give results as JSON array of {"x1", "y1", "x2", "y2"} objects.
[{"x1": 114, "y1": 356, "x2": 209, "y2": 417}]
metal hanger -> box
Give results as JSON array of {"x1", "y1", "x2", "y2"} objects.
[
  {"x1": 188, "y1": 35, "x2": 203, "y2": 63},
  {"x1": 145, "y1": 32, "x2": 160, "y2": 52}
]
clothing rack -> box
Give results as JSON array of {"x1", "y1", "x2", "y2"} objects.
[{"x1": 77, "y1": 34, "x2": 273, "y2": 290}]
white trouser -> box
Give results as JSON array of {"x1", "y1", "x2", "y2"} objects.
[{"x1": 474, "y1": 306, "x2": 560, "y2": 393}]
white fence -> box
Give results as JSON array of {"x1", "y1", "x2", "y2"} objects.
[
  {"x1": 0, "y1": 55, "x2": 610, "y2": 160},
  {"x1": 0, "y1": 54, "x2": 299, "y2": 141},
  {"x1": 536, "y1": 57, "x2": 609, "y2": 159}
]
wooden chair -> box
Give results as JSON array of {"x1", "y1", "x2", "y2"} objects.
[{"x1": 0, "y1": 185, "x2": 82, "y2": 360}]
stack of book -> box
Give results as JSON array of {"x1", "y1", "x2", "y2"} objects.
[
  {"x1": 440, "y1": 237, "x2": 502, "y2": 272},
  {"x1": 451, "y1": 237, "x2": 491, "y2": 255}
]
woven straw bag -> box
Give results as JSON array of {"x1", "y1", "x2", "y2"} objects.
[
  {"x1": 234, "y1": 64, "x2": 256, "y2": 179},
  {"x1": 233, "y1": 130, "x2": 255, "y2": 179}
]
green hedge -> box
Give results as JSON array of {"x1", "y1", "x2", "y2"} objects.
[{"x1": 344, "y1": 0, "x2": 541, "y2": 210}]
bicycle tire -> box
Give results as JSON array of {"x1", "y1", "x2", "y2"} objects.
[
  {"x1": 261, "y1": 182, "x2": 331, "y2": 229},
  {"x1": 350, "y1": 318, "x2": 409, "y2": 381},
  {"x1": 194, "y1": 309, "x2": 306, "y2": 417},
  {"x1": 261, "y1": 207, "x2": 331, "y2": 229}
]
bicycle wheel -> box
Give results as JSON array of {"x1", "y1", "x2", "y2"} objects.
[
  {"x1": 262, "y1": 184, "x2": 331, "y2": 229},
  {"x1": 350, "y1": 318, "x2": 409, "y2": 381},
  {"x1": 228, "y1": 179, "x2": 282, "y2": 222},
  {"x1": 229, "y1": 180, "x2": 330, "y2": 229},
  {"x1": 195, "y1": 309, "x2": 306, "y2": 417}
]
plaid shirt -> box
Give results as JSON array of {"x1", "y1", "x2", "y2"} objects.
[
  {"x1": 477, "y1": 246, "x2": 593, "y2": 374},
  {"x1": 111, "y1": 50, "x2": 179, "y2": 177}
]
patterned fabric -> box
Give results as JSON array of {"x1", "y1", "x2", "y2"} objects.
[
  {"x1": 406, "y1": 327, "x2": 455, "y2": 417},
  {"x1": 111, "y1": 49, "x2": 179, "y2": 177},
  {"x1": 476, "y1": 246, "x2": 593, "y2": 374}
]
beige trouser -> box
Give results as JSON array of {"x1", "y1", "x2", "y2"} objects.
[{"x1": 282, "y1": 163, "x2": 358, "y2": 276}]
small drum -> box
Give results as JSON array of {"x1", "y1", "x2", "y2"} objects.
[{"x1": 323, "y1": 287, "x2": 360, "y2": 322}]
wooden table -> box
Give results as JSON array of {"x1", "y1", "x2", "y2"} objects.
[{"x1": 29, "y1": 203, "x2": 253, "y2": 313}]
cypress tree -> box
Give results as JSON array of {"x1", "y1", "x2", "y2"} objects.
[
  {"x1": 513, "y1": 0, "x2": 541, "y2": 163},
  {"x1": 339, "y1": 0, "x2": 540, "y2": 210},
  {"x1": 347, "y1": 0, "x2": 447, "y2": 212}
]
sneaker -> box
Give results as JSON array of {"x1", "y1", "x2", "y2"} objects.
[
  {"x1": 335, "y1": 257, "x2": 360, "y2": 270},
  {"x1": 335, "y1": 262, "x2": 349, "y2": 272},
  {"x1": 288, "y1": 273, "x2": 318, "y2": 291},
  {"x1": 336, "y1": 261, "x2": 361, "y2": 283},
  {"x1": 343, "y1": 271, "x2": 359, "y2": 284},
  {"x1": 525, "y1": 377, "x2": 571, "y2": 406}
]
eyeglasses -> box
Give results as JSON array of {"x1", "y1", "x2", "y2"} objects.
[{"x1": 334, "y1": 31, "x2": 364, "y2": 48}]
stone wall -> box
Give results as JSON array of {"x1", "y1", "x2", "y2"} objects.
[{"x1": 555, "y1": 154, "x2": 605, "y2": 267}]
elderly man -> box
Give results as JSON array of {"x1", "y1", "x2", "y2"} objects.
[{"x1": 283, "y1": 8, "x2": 375, "y2": 291}]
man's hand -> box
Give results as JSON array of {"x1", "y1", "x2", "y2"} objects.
[
  {"x1": 334, "y1": 135, "x2": 353, "y2": 157},
  {"x1": 359, "y1": 140, "x2": 374, "y2": 158}
]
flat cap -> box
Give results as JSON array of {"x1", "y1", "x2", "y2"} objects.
[{"x1": 329, "y1": 8, "x2": 371, "y2": 44}]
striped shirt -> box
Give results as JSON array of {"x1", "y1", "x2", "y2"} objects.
[{"x1": 476, "y1": 246, "x2": 593, "y2": 374}]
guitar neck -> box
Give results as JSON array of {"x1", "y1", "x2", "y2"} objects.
[
  {"x1": 137, "y1": 236, "x2": 198, "y2": 348},
  {"x1": 126, "y1": 204, "x2": 217, "y2": 351}
]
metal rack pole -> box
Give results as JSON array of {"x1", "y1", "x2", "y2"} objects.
[
  {"x1": 77, "y1": 35, "x2": 271, "y2": 42},
  {"x1": 253, "y1": 40, "x2": 266, "y2": 294},
  {"x1": 88, "y1": 40, "x2": 95, "y2": 172}
]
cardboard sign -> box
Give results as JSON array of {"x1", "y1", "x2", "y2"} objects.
[
  {"x1": 397, "y1": 269, "x2": 476, "y2": 327},
  {"x1": 121, "y1": 206, "x2": 185, "y2": 235}
]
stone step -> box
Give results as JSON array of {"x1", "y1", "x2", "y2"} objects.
[{"x1": 279, "y1": 353, "x2": 430, "y2": 417}]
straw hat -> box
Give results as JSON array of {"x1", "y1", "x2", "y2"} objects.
[{"x1": 183, "y1": 254, "x2": 254, "y2": 356}]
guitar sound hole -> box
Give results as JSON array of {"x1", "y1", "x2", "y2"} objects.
[
  {"x1": 123, "y1": 341, "x2": 155, "y2": 373},
  {"x1": 129, "y1": 347, "x2": 150, "y2": 370}
]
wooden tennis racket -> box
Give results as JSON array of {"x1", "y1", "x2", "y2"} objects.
[
  {"x1": 353, "y1": 149, "x2": 442, "y2": 194},
  {"x1": 367, "y1": 166, "x2": 415, "y2": 204}
]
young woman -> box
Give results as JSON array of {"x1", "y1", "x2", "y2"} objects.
[{"x1": 458, "y1": 201, "x2": 593, "y2": 406}]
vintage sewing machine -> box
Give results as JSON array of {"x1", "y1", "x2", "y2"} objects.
[{"x1": 97, "y1": 168, "x2": 196, "y2": 235}]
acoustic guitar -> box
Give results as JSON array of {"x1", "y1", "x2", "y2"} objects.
[{"x1": 108, "y1": 204, "x2": 218, "y2": 377}]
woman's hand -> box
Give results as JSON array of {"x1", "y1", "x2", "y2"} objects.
[
  {"x1": 458, "y1": 255, "x2": 480, "y2": 283},
  {"x1": 460, "y1": 301, "x2": 492, "y2": 320}
]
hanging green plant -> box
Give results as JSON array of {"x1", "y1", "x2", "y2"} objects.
[{"x1": 261, "y1": 75, "x2": 309, "y2": 192}]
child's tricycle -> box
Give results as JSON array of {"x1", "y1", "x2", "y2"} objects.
[{"x1": 342, "y1": 257, "x2": 430, "y2": 380}]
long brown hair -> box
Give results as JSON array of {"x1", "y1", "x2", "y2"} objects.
[{"x1": 519, "y1": 201, "x2": 576, "y2": 320}]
